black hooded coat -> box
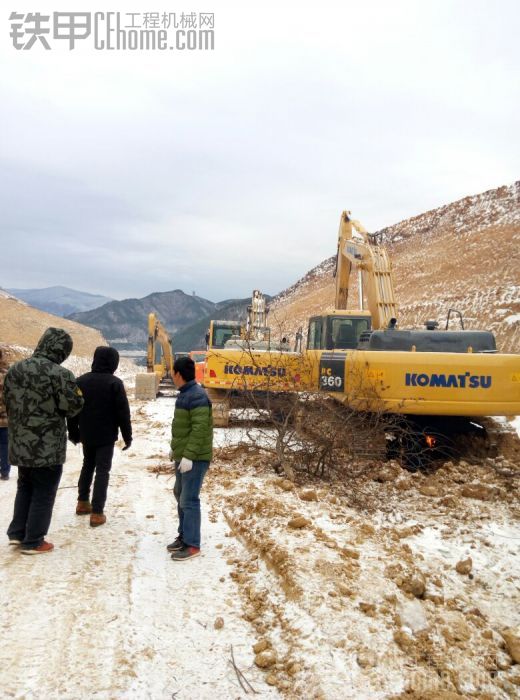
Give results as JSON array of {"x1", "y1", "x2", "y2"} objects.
[{"x1": 67, "y1": 347, "x2": 132, "y2": 448}]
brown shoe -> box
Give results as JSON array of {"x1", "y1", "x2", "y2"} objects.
[
  {"x1": 21, "y1": 540, "x2": 54, "y2": 555},
  {"x1": 76, "y1": 500, "x2": 92, "y2": 515},
  {"x1": 90, "y1": 513, "x2": 106, "y2": 527}
]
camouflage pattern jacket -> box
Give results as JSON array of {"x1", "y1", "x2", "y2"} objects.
[
  {"x1": 0, "y1": 363, "x2": 8, "y2": 429},
  {"x1": 4, "y1": 328, "x2": 84, "y2": 468}
]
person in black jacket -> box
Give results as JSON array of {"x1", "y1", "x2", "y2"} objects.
[{"x1": 67, "y1": 346, "x2": 132, "y2": 527}]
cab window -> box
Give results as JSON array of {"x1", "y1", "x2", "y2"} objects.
[
  {"x1": 326, "y1": 317, "x2": 371, "y2": 349},
  {"x1": 212, "y1": 324, "x2": 241, "y2": 349}
]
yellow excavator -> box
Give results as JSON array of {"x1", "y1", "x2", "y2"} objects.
[
  {"x1": 146, "y1": 312, "x2": 174, "y2": 382},
  {"x1": 135, "y1": 313, "x2": 174, "y2": 399},
  {"x1": 203, "y1": 210, "x2": 520, "y2": 440},
  {"x1": 204, "y1": 290, "x2": 299, "y2": 422},
  {"x1": 309, "y1": 211, "x2": 520, "y2": 419}
]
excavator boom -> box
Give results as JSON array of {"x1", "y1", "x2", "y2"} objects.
[
  {"x1": 335, "y1": 211, "x2": 398, "y2": 328},
  {"x1": 147, "y1": 313, "x2": 174, "y2": 380}
]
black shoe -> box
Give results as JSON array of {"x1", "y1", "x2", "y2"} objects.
[
  {"x1": 0, "y1": 474, "x2": 9, "y2": 481},
  {"x1": 166, "y1": 536, "x2": 184, "y2": 552}
]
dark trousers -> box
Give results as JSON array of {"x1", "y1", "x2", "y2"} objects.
[
  {"x1": 173, "y1": 461, "x2": 209, "y2": 548},
  {"x1": 7, "y1": 465, "x2": 63, "y2": 549},
  {"x1": 78, "y1": 443, "x2": 114, "y2": 514}
]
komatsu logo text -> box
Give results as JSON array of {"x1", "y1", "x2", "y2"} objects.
[
  {"x1": 405, "y1": 372, "x2": 492, "y2": 389},
  {"x1": 224, "y1": 364, "x2": 286, "y2": 377}
]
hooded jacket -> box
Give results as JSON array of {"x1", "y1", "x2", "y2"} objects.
[
  {"x1": 67, "y1": 346, "x2": 132, "y2": 448},
  {"x1": 170, "y1": 379, "x2": 213, "y2": 462},
  {"x1": 4, "y1": 328, "x2": 84, "y2": 468},
  {"x1": 0, "y1": 351, "x2": 8, "y2": 429}
]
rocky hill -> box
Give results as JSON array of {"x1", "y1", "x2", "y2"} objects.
[
  {"x1": 6, "y1": 285, "x2": 112, "y2": 317},
  {"x1": 0, "y1": 289, "x2": 107, "y2": 359},
  {"x1": 270, "y1": 181, "x2": 520, "y2": 353}
]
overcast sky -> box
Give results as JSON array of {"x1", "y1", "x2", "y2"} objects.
[{"x1": 1, "y1": 0, "x2": 518, "y2": 302}]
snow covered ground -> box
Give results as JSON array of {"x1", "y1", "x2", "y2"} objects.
[
  {"x1": 1, "y1": 392, "x2": 519, "y2": 699},
  {"x1": 0, "y1": 396, "x2": 280, "y2": 700}
]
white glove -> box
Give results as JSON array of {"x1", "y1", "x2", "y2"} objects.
[{"x1": 179, "y1": 457, "x2": 193, "y2": 473}]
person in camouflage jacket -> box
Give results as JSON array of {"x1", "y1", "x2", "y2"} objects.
[
  {"x1": 4, "y1": 327, "x2": 84, "y2": 553},
  {"x1": 0, "y1": 348, "x2": 10, "y2": 480}
]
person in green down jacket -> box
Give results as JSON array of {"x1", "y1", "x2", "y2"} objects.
[
  {"x1": 167, "y1": 356, "x2": 213, "y2": 561},
  {"x1": 4, "y1": 328, "x2": 84, "y2": 554}
]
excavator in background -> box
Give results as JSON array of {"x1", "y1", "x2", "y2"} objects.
[
  {"x1": 203, "y1": 290, "x2": 299, "y2": 423},
  {"x1": 204, "y1": 290, "x2": 272, "y2": 352},
  {"x1": 147, "y1": 313, "x2": 174, "y2": 382},
  {"x1": 135, "y1": 313, "x2": 174, "y2": 399}
]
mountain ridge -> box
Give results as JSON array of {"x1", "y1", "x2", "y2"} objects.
[
  {"x1": 7, "y1": 285, "x2": 113, "y2": 317},
  {"x1": 68, "y1": 289, "x2": 264, "y2": 353}
]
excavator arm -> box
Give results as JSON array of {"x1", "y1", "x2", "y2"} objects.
[
  {"x1": 335, "y1": 210, "x2": 398, "y2": 329},
  {"x1": 147, "y1": 313, "x2": 174, "y2": 379}
]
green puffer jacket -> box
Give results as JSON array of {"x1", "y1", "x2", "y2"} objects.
[
  {"x1": 4, "y1": 328, "x2": 84, "y2": 468},
  {"x1": 170, "y1": 380, "x2": 213, "y2": 462}
]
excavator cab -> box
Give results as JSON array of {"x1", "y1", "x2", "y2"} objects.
[
  {"x1": 307, "y1": 312, "x2": 372, "y2": 350},
  {"x1": 207, "y1": 321, "x2": 242, "y2": 349}
]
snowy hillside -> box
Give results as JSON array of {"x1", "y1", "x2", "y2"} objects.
[{"x1": 0, "y1": 292, "x2": 107, "y2": 358}]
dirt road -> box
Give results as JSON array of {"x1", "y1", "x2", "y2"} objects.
[{"x1": 1, "y1": 396, "x2": 519, "y2": 699}]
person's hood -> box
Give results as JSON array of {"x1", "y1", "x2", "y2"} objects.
[
  {"x1": 33, "y1": 328, "x2": 73, "y2": 365},
  {"x1": 91, "y1": 346, "x2": 119, "y2": 374}
]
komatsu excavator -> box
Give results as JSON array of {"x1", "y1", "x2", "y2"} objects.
[
  {"x1": 204, "y1": 290, "x2": 300, "y2": 423},
  {"x1": 309, "y1": 211, "x2": 520, "y2": 420},
  {"x1": 203, "y1": 211, "x2": 520, "y2": 439}
]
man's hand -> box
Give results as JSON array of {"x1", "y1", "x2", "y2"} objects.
[
  {"x1": 178, "y1": 457, "x2": 193, "y2": 473},
  {"x1": 122, "y1": 442, "x2": 131, "y2": 451}
]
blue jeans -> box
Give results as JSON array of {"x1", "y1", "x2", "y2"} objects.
[
  {"x1": 173, "y1": 461, "x2": 209, "y2": 548},
  {"x1": 0, "y1": 427, "x2": 10, "y2": 476}
]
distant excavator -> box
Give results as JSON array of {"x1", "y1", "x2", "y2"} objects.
[
  {"x1": 135, "y1": 313, "x2": 174, "y2": 399},
  {"x1": 146, "y1": 313, "x2": 174, "y2": 382}
]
